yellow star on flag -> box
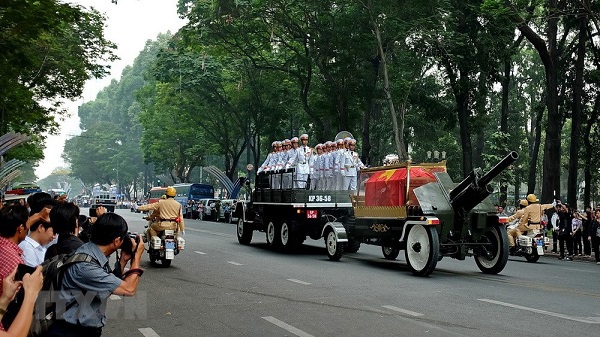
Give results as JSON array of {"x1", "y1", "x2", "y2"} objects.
[{"x1": 380, "y1": 169, "x2": 396, "y2": 182}]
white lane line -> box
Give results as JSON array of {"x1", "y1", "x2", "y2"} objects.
[
  {"x1": 186, "y1": 227, "x2": 234, "y2": 237},
  {"x1": 287, "y1": 278, "x2": 312, "y2": 285},
  {"x1": 227, "y1": 261, "x2": 243, "y2": 266},
  {"x1": 109, "y1": 295, "x2": 121, "y2": 300},
  {"x1": 194, "y1": 251, "x2": 206, "y2": 255},
  {"x1": 478, "y1": 299, "x2": 600, "y2": 324},
  {"x1": 138, "y1": 327, "x2": 160, "y2": 337},
  {"x1": 262, "y1": 316, "x2": 314, "y2": 337},
  {"x1": 382, "y1": 305, "x2": 424, "y2": 317}
]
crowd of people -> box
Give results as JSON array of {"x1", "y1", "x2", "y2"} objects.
[
  {"x1": 0, "y1": 192, "x2": 145, "y2": 336},
  {"x1": 257, "y1": 134, "x2": 366, "y2": 191},
  {"x1": 502, "y1": 195, "x2": 600, "y2": 264}
]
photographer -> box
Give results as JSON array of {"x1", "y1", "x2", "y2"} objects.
[{"x1": 45, "y1": 213, "x2": 144, "y2": 337}]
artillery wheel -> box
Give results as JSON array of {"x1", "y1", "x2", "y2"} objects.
[
  {"x1": 404, "y1": 225, "x2": 439, "y2": 277},
  {"x1": 524, "y1": 250, "x2": 540, "y2": 263},
  {"x1": 382, "y1": 246, "x2": 400, "y2": 260},
  {"x1": 475, "y1": 225, "x2": 509, "y2": 274},
  {"x1": 346, "y1": 238, "x2": 361, "y2": 253},
  {"x1": 236, "y1": 218, "x2": 253, "y2": 245},
  {"x1": 325, "y1": 230, "x2": 344, "y2": 261},
  {"x1": 266, "y1": 220, "x2": 281, "y2": 248}
]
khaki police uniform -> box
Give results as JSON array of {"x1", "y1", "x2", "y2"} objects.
[
  {"x1": 138, "y1": 198, "x2": 185, "y2": 239},
  {"x1": 508, "y1": 202, "x2": 554, "y2": 247}
]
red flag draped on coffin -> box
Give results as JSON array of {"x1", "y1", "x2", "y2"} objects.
[{"x1": 364, "y1": 167, "x2": 436, "y2": 206}]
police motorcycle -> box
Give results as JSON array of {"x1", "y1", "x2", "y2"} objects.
[
  {"x1": 507, "y1": 219, "x2": 548, "y2": 263},
  {"x1": 143, "y1": 210, "x2": 185, "y2": 267}
]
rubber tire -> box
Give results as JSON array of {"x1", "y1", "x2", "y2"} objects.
[
  {"x1": 382, "y1": 246, "x2": 400, "y2": 260},
  {"x1": 475, "y1": 225, "x2": 509, "y2": 274},
  {"x1": 346, "y1": 238, "x2": 361, "y2": 253},
  {"x1": 404, "y1": 225, "x2": 439, "y2": 277},
  {"x1": 280, "y1": 221, "x2": 296, "y2": 249},
  {"x1": 325, "y1": 230, "x2": 344, "y2": 261},
  {"x1": 237, "y1": 218, "x2": 253, "y2": 245},
  {"x1": 266, "y1": 220, "x2": 281, "y2": 248},
  {"x1": 524, "y1": 250, "x2": 540, "y2": 263},
  {"x1": 161, "y1": 258, "x2": 172, "y2": 267}
]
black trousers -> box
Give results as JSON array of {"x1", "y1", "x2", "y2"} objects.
[
  {"x1": 573, "y1": 231, "x2": 582, "y2": 255},
  {"x1": 559, "y1": 232, "x2": 573, "y2": 258},
  {"x1": 592, "y1": 235, "x2": 600, "y2": 262},
  {"x1": 45, "y1": 320, "x2": 102, "y2": 337},
  {"x1": 583, "y1": 230, "x2": 591, "y2": 255}
]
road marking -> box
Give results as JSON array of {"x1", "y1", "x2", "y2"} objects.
[
  {"x1": 287, "y1": 278, "x2": 311, "y2": 285},
  {"x1": 138, "y1": 327, "x2": 160, "y2": 337},
  {"x1": 382, "y1": 305, "x2": 424, "y2": 317},
  {"x1": 262, "y1": 316, "x2": 314, "y2": 337},
  {"x1": 109, "y1": 295, "x2": 121, "y2": 300},
  {"x1": 477, "y1": 299, "x2": 600, "y2": 324},
  {"x1": 194, "y1": 251, "x2": 206, "y2": 255},
  {"x1": 186, "y1": 227, "x2": 234, "y2": 237},
  {"x1": 227, "y1": 261, "x2": 243, "y2": 266}
]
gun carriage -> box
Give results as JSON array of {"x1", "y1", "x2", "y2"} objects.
[{"x1": 337, "y1": 151, "x2": 517, "y2": 276}]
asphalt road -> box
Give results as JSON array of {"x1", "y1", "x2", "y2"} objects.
[{"x1": 97, "y1": 209, "x2": 599, "y2": 337}]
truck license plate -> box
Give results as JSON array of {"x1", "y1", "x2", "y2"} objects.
[{"x1": 306, "y1": 210, "x2": 318, "y2": 219}]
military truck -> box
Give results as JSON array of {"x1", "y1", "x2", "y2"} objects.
[
  {"x1": 328, "y1": 152, "x2": 517, "y2": 276},
  {"x1": 90, "y1": 184, "x2": 117, "y2": 212},
  {"x1": 234, "y1": 169, "x2": 353, "y2": 251}
]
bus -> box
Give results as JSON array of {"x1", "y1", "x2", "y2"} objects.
[
  {"x1": 173, "y1": 183, "x2": 215, "y2": 216},
  {"x1": 148, "y1": 186, "x2": 168, "y2": 204}
]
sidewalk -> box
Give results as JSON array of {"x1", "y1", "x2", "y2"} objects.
[{"x1": 542, "y1": 240, "x2": 598, "y2": 262}]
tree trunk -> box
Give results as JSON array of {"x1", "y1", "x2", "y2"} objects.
[
  {"x1": 527, "y1": 99, "x2": 545, "y2": 194},
  {"x1": 371, "y1": 13, "x2": 407, "y2": 161},
  {"x1": 456, "y1": 92, "x2": 473, "y2": 175}
]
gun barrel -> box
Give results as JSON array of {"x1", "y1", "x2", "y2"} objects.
[{"x1": 478, "y1": 151, "x2": 519, "y2": 186}]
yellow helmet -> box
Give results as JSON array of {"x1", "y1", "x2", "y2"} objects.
[
  {"x1": 526, "y1": 194, "x2": 538, "y2": 203},
  {"x1": 519, "y1": 199, "x2": 528, "y2": 207},
  {"x1": 166, "y1": 186, "x2": 176, "y2": 197}
]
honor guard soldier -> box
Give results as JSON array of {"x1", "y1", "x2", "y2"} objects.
[
  {"x1": 333, "y1": 139, "x2": 344, "y2": 190},
  {"x1": 287, "y1": 134, "x2": 312, "y2": 189},
  {"x1": 258, "y1": 141, "x2": 278, "y2": 174},
  {"x1": 281, "y1": 139, "x2": 293, "y2": 189},
  {"x1": 313, "y1": 144, "x2": 324, "y2": 190},
  {"x1": 269, "y1": 141, "x2": 284, "y2": 188},
  {"x1": 322, "y1": 141, "x2": 334, "y2": 190},
  {"x1": 343, "y1": 139, "x2": 366, "y2": 190}
]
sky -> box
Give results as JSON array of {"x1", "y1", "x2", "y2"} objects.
[{"x1": 35, "y1": 0, "x2": 186, "y2": 180}]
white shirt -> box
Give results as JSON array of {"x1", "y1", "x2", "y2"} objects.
[{"x1": 18, "y1": 236, "x2": 46, "y2": 267}]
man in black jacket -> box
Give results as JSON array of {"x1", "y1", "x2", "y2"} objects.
[{"x1": 557, "y1": 203, "x2": 574, "y2": 260}]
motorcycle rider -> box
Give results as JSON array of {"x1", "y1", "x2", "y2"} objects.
[
  {"x1": 137, "y1": 187, "x2": 185, "y2": 242},
  {"x1": 507, "y1": 193, "x2": 555, "y2": 253},
  {"x1": 506, "y1": 199, "x2": 529, "y2": 223}
]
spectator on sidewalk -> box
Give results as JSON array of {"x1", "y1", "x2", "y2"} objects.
[
  {"x1": 582, "y1": 205, "x2": 592, "y2": 256},
  {"x1": 589, "y1": 209, "x2": 600, "y2": 265},
  {"x1": 572, "y1": 211, "x2": 583, "y2": 256},
  {"x1": 557, "y1": 203, "x2": 574, "y2": 260}
]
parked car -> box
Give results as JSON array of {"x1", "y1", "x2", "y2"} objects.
[
  {"x1": 218, "y1": 199, "x2": 236, "y2": 223},
  {"x1": 198, "y1": 198, "x2": 220, "y2": 221}
]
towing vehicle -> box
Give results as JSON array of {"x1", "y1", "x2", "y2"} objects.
[
  {"x1": 234, "y1": 169, "x2": 353, "y2": 251},
  {"x1": 90, "y1": 184, "x2": 117, "y2": 212}
]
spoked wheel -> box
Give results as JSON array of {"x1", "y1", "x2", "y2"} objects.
[
  {"x1": 404, "y1": 225, "x2": 439, "y2": 277},
  {"x1": 325, "y1": 230, "x2": 344, "y2": 261},
  {"x1": 266, "y1": 220, "x2": 281, "y2": 248},
  {"x1": 524, "y1": 250, "x2": 540, "y2": 263},
  {"x1": 475, "y1": 225, "x2": 509, "y2": 274},
  {"x1": 382, "y1": 246, "x2": 400, "y2": 260},
  {"x1": 237, "y1": 218, "x2": 253, "y2": 245}
]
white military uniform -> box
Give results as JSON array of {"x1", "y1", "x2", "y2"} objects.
[{"x1": 343, "y1": 140, "x2": 365, "y2": 190}]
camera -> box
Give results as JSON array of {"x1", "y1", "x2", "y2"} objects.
[
  {"x1": 89, "y1": 208, "x2": 97, "y2": 217},
  {"x1": 120, "y1": 232, "x2": 140, "y2": 253}
]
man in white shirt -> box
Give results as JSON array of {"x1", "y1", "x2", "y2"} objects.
[{"x1": 18, "y1": 220, "x2": 55, "y2": 266}]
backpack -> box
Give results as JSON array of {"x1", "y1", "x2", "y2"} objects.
[{"x1": 28, "y1": 252, "x2": 99, "y2": 337}]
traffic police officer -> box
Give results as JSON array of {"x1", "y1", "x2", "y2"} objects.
[{"x1": 137, "y1": 186, "x2": 185, "y2": 242}]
